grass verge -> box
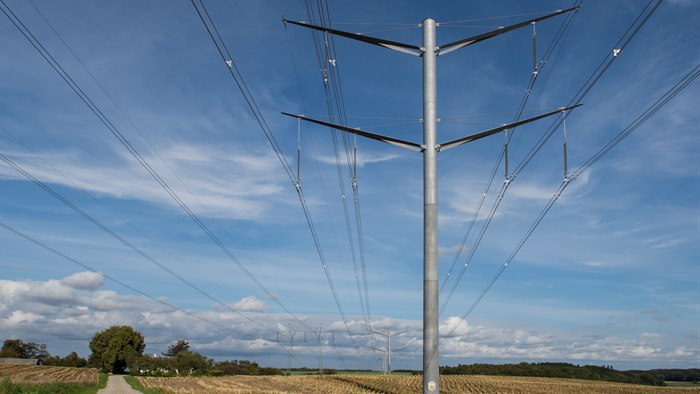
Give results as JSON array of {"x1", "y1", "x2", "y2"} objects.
[
  {"x1": 123, "y1": 375, "x2": 163, "y2": 394},
  {"x1": 0, "y1": 375, "x2": 107, "y2": 394}
]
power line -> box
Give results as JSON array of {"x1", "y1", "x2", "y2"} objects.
[
  {"x1": 439, "y1": 0, "x2": 662, "y2": 315},
  {"x1": 0, "y1": 0, "x2": 306, "y2": 329},
  {"x1": 439, "y1": 0, "x2": 583, "y2": 310},
  {"x1": 446, "y1": 62, "x2": 699, "y2": 338},
  {"x1": 304, "y1": 0, "x2": 375, "y2": 341},
  {"x1": 281, "y1": 1, "x2": 375, "y2": 368},
  {"x1": 305, "y1": 0, "x2": 375, "y2": 355},
  {"x1": 283, "y1": 8, "x2": 580, "y2": 391},
  {"x1": 0, "y1": 219, "x2": 230, "y2": 331},
  {"x1": 189, "y1": 0, "x2": 360, "y2": 337},
  {"x1": 513, "y1": 0, "x2": 663, "y2": 176},
  {"x1": 0, "y1": 149, "x2": 276, "y2": 333},
  {"x1": 439, "y1": 10, "x2": 563, "y2": 25},
  {"x1": 0, "y1": 123, "x2": 221, "y2": 288},
  {"x1": 25, "y1": 0, "x2": 267, "y2": 286}
]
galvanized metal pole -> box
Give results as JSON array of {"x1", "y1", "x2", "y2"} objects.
[
  {"x1": 388, "y1": 330, "x2": 392, "y2": 374},
  {"x1": 422, "y1": 18, "x2": 439, "y2": 394},
  {"x1": 283, "y1": 11, "x2": 579, "y2": 392}
]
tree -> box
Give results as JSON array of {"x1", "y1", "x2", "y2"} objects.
[
  {"x1": 88, "y1": 326, "x2": 145, "y2": 373},
  {"x1": 45, "y1": 351, "x2": 87, "y2": 367},
  {"x1": 0, "y1": 339, "x2": 24, "y2": 358},
  {"x1": 174, "y1": 351, "x2": 211, "y2": 374},
  {"x1": 164, "y1": 339, "x2": 189, "y2": 356},
  {"x1": 0, "y1": 339, "x2": 50, "y2": 361}
]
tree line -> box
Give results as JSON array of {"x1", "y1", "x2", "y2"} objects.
[
  {"x1": 1, "y1": 325, "x2": 284, "y2": 377},
  {"x1": 4, "y1": 330, "x2": 697, "y2": 383},
  {"x1": 440, "y1": 362, "x2": 700, "y2": 386}
]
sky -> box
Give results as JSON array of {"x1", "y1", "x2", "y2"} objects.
[{"x1": 0, "y1": 0, "x2": 698, "y2": 372}]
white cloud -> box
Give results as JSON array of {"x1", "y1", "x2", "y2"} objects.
[
  {"x1": 668, "y1": 0, "x2": 693, "y2": 6},
  {"x1": 7, "y1": 310, "x2": 43, "y2": 325},
  {"x1": 61, "y1": 271, "x2": 104, "y2": 290},
  {"x1": 440, "y1": 316, "x2": 470, "y2": 337},
  {"x1": 230, "y1": 296, "x2": 268, "y2": 312},
  {"x1": 313, "y1": 150, "x2": 403, "y2": 167},
  {"x1": 0, "y1": 143, "x2": 294, "y2": 221},
  {"x1": 30, "y1": 280, "x2": 77, "y2": 306},
  {"x1": 509, "y1": 182, "x2": 556, "y2": 201},
  {"x1": 0, "y1": 273, "x2": 697, "y2": 368}
]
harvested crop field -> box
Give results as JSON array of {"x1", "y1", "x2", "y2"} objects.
[
  {"x1": 135, "y1": 374, "x2": 700, "y2": 393},
  {"x1": 0, "y1": 363, "x2": 99, "y2": 384}
]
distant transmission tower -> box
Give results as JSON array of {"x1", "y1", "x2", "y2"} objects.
[
  {"x1": 369, "y1": 328, "x2": 413, "y2": 375},
  {"x1": 284, "y1": 6, "x2": 580, "y2": 393},
  {"x1": 277, "y1": 327, "x2": 334, "y2": 374}
]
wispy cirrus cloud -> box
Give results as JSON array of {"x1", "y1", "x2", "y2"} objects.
[
  {"x1": 0, "y1": 142, "x2": 294, "y2": 221},
  {"x1": 312, "y1": 150, "x2": 403, "y2": 167}
]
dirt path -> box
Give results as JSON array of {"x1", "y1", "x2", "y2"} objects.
[{"x1": 97, "y1": 375, "x2": 142, "y2": 394}]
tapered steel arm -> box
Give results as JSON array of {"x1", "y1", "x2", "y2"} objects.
[
  {"x1": 438, "y1": 104, "x2": 582, "y2": 152},
  {"x1": 282, "y1": 112, "x2": 423, "y2": 152},
  {"x1": 438, "y1": 6, "x2": 580, "y2": 56},
  {"x1": 283, "y1": 19, "x2": 423, "y2": 56}
]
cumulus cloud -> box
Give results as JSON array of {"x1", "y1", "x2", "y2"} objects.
[
  {"x1": 61, "y1": 271, "x2": 104, "y2": 290},
  {"x1": 440, "y1": 316, "x2": 470, "y2": 337},
  {"x1": 0, "y1": 272, "x2": 697, "y2": 369},
  {"x1": 7, "y1": 310, "x2": 43, "y2": 325},
  {"x1": 230, "y1": 296, "x2": 268, "y2": 312},
  {"x1": 30, "y1": 280, "x2": 77, "y2": 305}
]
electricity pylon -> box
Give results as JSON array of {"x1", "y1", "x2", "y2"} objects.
[
  {"x1": 284, "y1": 6, "x2": 580, "y2": 393},
  {"x1": 369, "y1": 328, "x2": 413, "y2": 374},
  {"x1": 277, "y1": 328, "x2": 334, "y2": 374}
]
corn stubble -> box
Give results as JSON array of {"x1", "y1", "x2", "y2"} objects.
[
  {"x1": 0, "y1": 364, "x2": 99, "y2": 384},
  {"x1": 135, "y1": 374, "x2": 700, "y2": 393}
]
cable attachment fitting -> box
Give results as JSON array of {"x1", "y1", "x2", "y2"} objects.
[
  {"x1": 612, "y1": 48, "x2": 621, "y2": 57},
  {"x1": 562, "y1": 110, "x2": 569, "y2": 180},
  {"x1": 531, "y1": 22, "x2": 538, "y2": 75},
  {"x1": 225, "y1": 60, "x2": 233, "y2": 68},
  {"x1": 321, "y1": 68, "x2": 329, "y2": 85}
]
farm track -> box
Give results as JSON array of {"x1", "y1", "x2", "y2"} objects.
[
  {"x1": 98, "y1": 375, "x2": 142, "y2": 394},
  {"x1": 135, "y1": 374, "x2": 700, "y2": 393},
  {"x1": 0, "y1": 363, "x2": 99, "y2": 384}
]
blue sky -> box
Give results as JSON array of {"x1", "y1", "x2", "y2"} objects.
[{"x1": 0, "y1": 0, "x2": 698, "y2": 371}]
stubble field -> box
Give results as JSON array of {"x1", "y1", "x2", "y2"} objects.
[
  {"x1": 135, "y1": 374, "x2": 700, "y2": 393},
  {"x1": 0, "y1": 363, "x2": 99, "y2": 384}
]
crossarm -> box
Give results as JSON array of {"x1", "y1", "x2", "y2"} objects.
[
  {"x1": 283, "y1": 19, "x2": 423, "y2": 57},
  {"x1": 438, "y1": 6, "x2": 580, "y2": 56},
  {"x1": 438, "y1": 104, "x2": 582, "y2": 152},
  {"x1": 282, "y1": 112, "x2": 423, "y2": 152}
]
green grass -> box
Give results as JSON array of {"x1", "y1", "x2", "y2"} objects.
[
  {"x1": 123, "y1": 375, "x2": 162, "y2": 394},
  {"x1": 664, "y1": 381, "x2": 700, "y2": 387},
  {"x1": 0, "y1": 374, "x2": 108, "y2": 394}
]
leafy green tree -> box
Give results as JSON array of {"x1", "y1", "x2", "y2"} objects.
[
  {"x1": 88, "y1": 326, "x2": 145, "y2": 373},
  {"x1": 61, "y1": 351, "x2": 87, "y2": 367},
  {"x1": 0, "y1": 339, "x2": 50, "y2": 360},
  {"x1": 174, "y1": 351, "x2": 211, "y2": 374},
  {"x1": 0, "y1": 339, "x2": 23, "y2": 358},
  {"x1": 164, "y1": 339, "x2": 190, "y2": 356},
  {"x1": 44, "y1": 351, "x2": 87, "y2": 367},
  {"x1": 213, "y1": 360, "x2": 284, "y2": 376}
]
